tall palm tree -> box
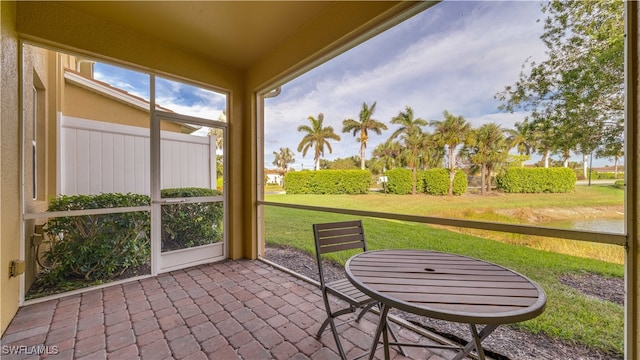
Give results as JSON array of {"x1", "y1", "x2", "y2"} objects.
[
  {"x1": 342, "y1": 101, "x2": 388, "y2": 170},
  {"x1": 390, "y1": 106, "x2": 428, "y2": 194},
  {"x1": 297, "y1": 113, "x2": 341, "y2": 170},
  {"x1": 430, "y1": 110, "x2": 471, "y2": 195},
  {"x1": 462, "y1": 123, "x2": 509, "y2": 195},
  {"x1": 390, "y1": 106, "x2": 428, "y2": 140}
]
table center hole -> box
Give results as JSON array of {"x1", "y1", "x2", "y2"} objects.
[{"x1": 424, "y1": 268, "x2": 436, "y2": 272}]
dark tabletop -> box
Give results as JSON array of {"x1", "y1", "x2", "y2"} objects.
[{"x1": 345, "y1": 249, "x2": 546, "y2": 325}]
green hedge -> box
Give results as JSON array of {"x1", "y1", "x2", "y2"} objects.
[
  {"x1": 43, "y1": 193, "x2": 151, "y2": 282},
  {"x1": 591, "y1": 171, "x2": 624, "y2": 180},
  {"x1": 614, "y1": 180, "x2": 625, "y2": 189},
  {"x1": 419, "y1": 169, "x2": 468, "y2": 195},
  {"x1": 385, "y1": 168, "x2": 413, "y2": 195},
  {"x1": 160, "y1": 188, "x2": 223, "y2": 251},
  {"x1": 42, "y1": 188, "x2": 223, "y2": 283},
  {"x1": 384, "y1": 168, "x2": 468, "y2": 195},
  {"x1": 496, "y1": 167, "x2": 576, "y2": 193},
  {"x1": 284, "y1": 170, "x2": 371, "y2": 194}
]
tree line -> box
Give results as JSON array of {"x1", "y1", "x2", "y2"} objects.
[{"x1": 272, "y1": 0, "x2": 624, "y2": 196}]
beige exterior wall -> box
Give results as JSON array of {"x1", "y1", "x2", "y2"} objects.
[
  {"x1": 1, "y1": 0, "x2": 21, "y2": 334},
  {"x1": 21, "y1": 44, "x2": 53, "y2": 291},
  {"x1": 63, "y1": 81, "x2": 183, "y2": 133}
]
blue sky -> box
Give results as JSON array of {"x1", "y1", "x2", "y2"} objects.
[
  {"x1": 264, "y1": 1, "x2": 551, "y2": 170},
  {"x1": 94, "y1": 65, "x2": 227, "y2": 122},
  {"x1": 93, "y1": 1, "x2": 617, "y2": 170}
]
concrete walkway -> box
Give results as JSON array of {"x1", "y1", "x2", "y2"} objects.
[{"x1": 1, "y1": 260, "x2": 457, "y2": 359}]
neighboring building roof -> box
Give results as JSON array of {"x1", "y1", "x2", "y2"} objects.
[{"x1": 64, "y1": 68, "x2": 200, "y2": 133}]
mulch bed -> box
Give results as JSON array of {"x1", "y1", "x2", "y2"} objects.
[{"x1": 264, "y1": 245, "x2": 623, "y2": 360}]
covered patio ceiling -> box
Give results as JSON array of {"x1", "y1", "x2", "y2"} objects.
[
  {"x1": 53, "y1": 1, "x2": 335, "y2": 70},
  {"x1": 49, "y1": 1, "x2": 436, "y2": 75}
]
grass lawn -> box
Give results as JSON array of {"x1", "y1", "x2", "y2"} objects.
[
  {"x1": 265, "y1": 184, "x2": 623, "y2": 214},
  {"x1": 266, "y1": 184, "x2": 625, "y2": 263},
  {"x1": 263, "y1": 186, "x2": 625, "y2": 356}
]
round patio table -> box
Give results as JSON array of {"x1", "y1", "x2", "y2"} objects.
[{"x1": 345, "y1": 249, "x2": 547, "y2": 360}]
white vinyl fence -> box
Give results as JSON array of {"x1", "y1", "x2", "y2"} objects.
[{"x1": 59, "y1": 115, "x2": 216, "y2": 196}]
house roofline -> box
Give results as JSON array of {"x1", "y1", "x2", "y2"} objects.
[{"x1": 64, "y1": 68, "x2": 174, "y2": 114}]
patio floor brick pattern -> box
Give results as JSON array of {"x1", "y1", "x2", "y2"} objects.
[{"x1": 1, "y1": 260, "x2": 457, "y2": 359}]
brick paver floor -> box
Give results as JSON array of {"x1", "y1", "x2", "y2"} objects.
[{"x1": 1, "y1": 260, "x2": 459, "y2": 359}]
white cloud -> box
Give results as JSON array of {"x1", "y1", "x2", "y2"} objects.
[{"x1": 264, "y1": 1, "x2": 549, "y2": 168}]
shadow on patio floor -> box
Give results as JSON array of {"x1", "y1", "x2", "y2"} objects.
[{"x1": 1, "y1": 259, "x2": 458, "y2": 360}]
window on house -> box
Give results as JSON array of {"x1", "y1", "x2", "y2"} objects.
[
  {"x1": 32, "y1": 86, "x2": 37, "y2": 200},
  {"x1": 31, "y1": 74, "x2": 46, "y2": 202}
]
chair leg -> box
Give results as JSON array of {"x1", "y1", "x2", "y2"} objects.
[
  {"x1": 328, "y1": 316, "x2": 348, "y2": 360},
  {"x1": 317, "y1": 307, "x2": 362, "y2": 337},
  {"x1": 318, "y1": 291, "x2": 351, "y2": 360},
  {"x1": 316, "y1": 317, "x2": 331, "y2": 338},
  {"x1": 356, "y1": 302, "x2": 377, "y2": 322}
]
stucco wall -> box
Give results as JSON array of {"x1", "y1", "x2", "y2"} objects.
[
  {"x1": 1, "y1": 0, "x2": 21, "y2": 335},
  {"x1": 64, "y1": 80, "x2": 184, "y2": 133},
  {"x1": 21, "y1": 43, "x2": 52, "y2": 292}
]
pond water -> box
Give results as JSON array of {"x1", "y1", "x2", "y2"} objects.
[{"x1": 545, "y1": 218, "x2": 625, "y2": 234}]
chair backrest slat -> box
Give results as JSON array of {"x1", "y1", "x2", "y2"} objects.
[
  {"x1": 318, "y1": 233, "x2": 364, "y2": 247},
  {"x1": 320, "y1": 241, "x2": 364, "y2": 254},
  {"x1": 314, "y1": 220, "x2": 366, "y2": 255},
  {"x1": 314, "y1": 220, "x2": 362, "y2": 231},
  {"x1": 313, "y1": 220, "x2": 367, "y2": 288}
]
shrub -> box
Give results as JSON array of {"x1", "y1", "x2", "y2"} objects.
[
  {"x1": 43, "y1": 193, "x2": 151, "y2": 282},
  {"x1": 417, "y1": 169, "x2": 468, "y2": 196},
  {"x1": 451, "y1": 170, "x2": 468, "y2": 195},
  {"x1": 160, "y1": 188, "x2": 223, "y2": 251},
  {"x1": 42, "y1": 188, "x2": 224, "y2": 283},
  {"x1": 496, "y1": 167, "x2": 576, "y2": 193},
  {"x1": 419, "y1": 169, "x2": 449, "y2": 195},
  {"x1": 385, "y1": 168, "x2": 413, "y2": 195},
  {"x1": 591, "y1": 171, "x2": 624, "y2": 180},
  {"x1": 614, "y1": 180, "x2": 625, "y2": 189},
  {"x1": 284, "y1": 170, "x2": 371, "y2": 194}
]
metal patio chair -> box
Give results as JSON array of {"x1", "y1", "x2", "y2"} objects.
[{"x1": 313, "y1": 220, "x2": 406, "y2": 360}]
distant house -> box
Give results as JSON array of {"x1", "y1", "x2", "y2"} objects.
[{"x1": 265, "y1": 169, "x2": 283, "y2": 185}]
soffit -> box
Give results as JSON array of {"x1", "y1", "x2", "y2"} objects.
[{"x1": 54, "y1": 1, "x2": 334, "y2": 70}]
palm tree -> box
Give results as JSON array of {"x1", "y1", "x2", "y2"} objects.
[
  {"x1": 390, "y1": 106, "x2": 428, "y2": 194},
  {"x1": 462, "y1": 123, "x2": 509, "y2": 195},
  {"x1": 342, "y1": 101, "x2": 388, "y2": 170},
  {"x1": 390, "y1": 106, "x2": 428, "y2": 140},
  {"x1": 207, "y1": 127, "x2": 225, "y2": 151},
  {"x1": 532, "y1": 118, "x2": 555, "y2": 168},
  {"x1": 399, "y1": 129, "x2": 433, "y2": 194},
  {"x1": 272, "y1": 147, "x2": 295, "y2": 182},
  {"x1": 297, "y1": 113, "x2": 341, "y2": 170},
  {"x1": 430, "y1": 110, "x2": 471, "y2": 195},
  {"x1": 372, "y1": 139, "x2": 402, "y2": 171},
  {"x1": 505, "y1": 120, "x2": 536, "y2": 159}
]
